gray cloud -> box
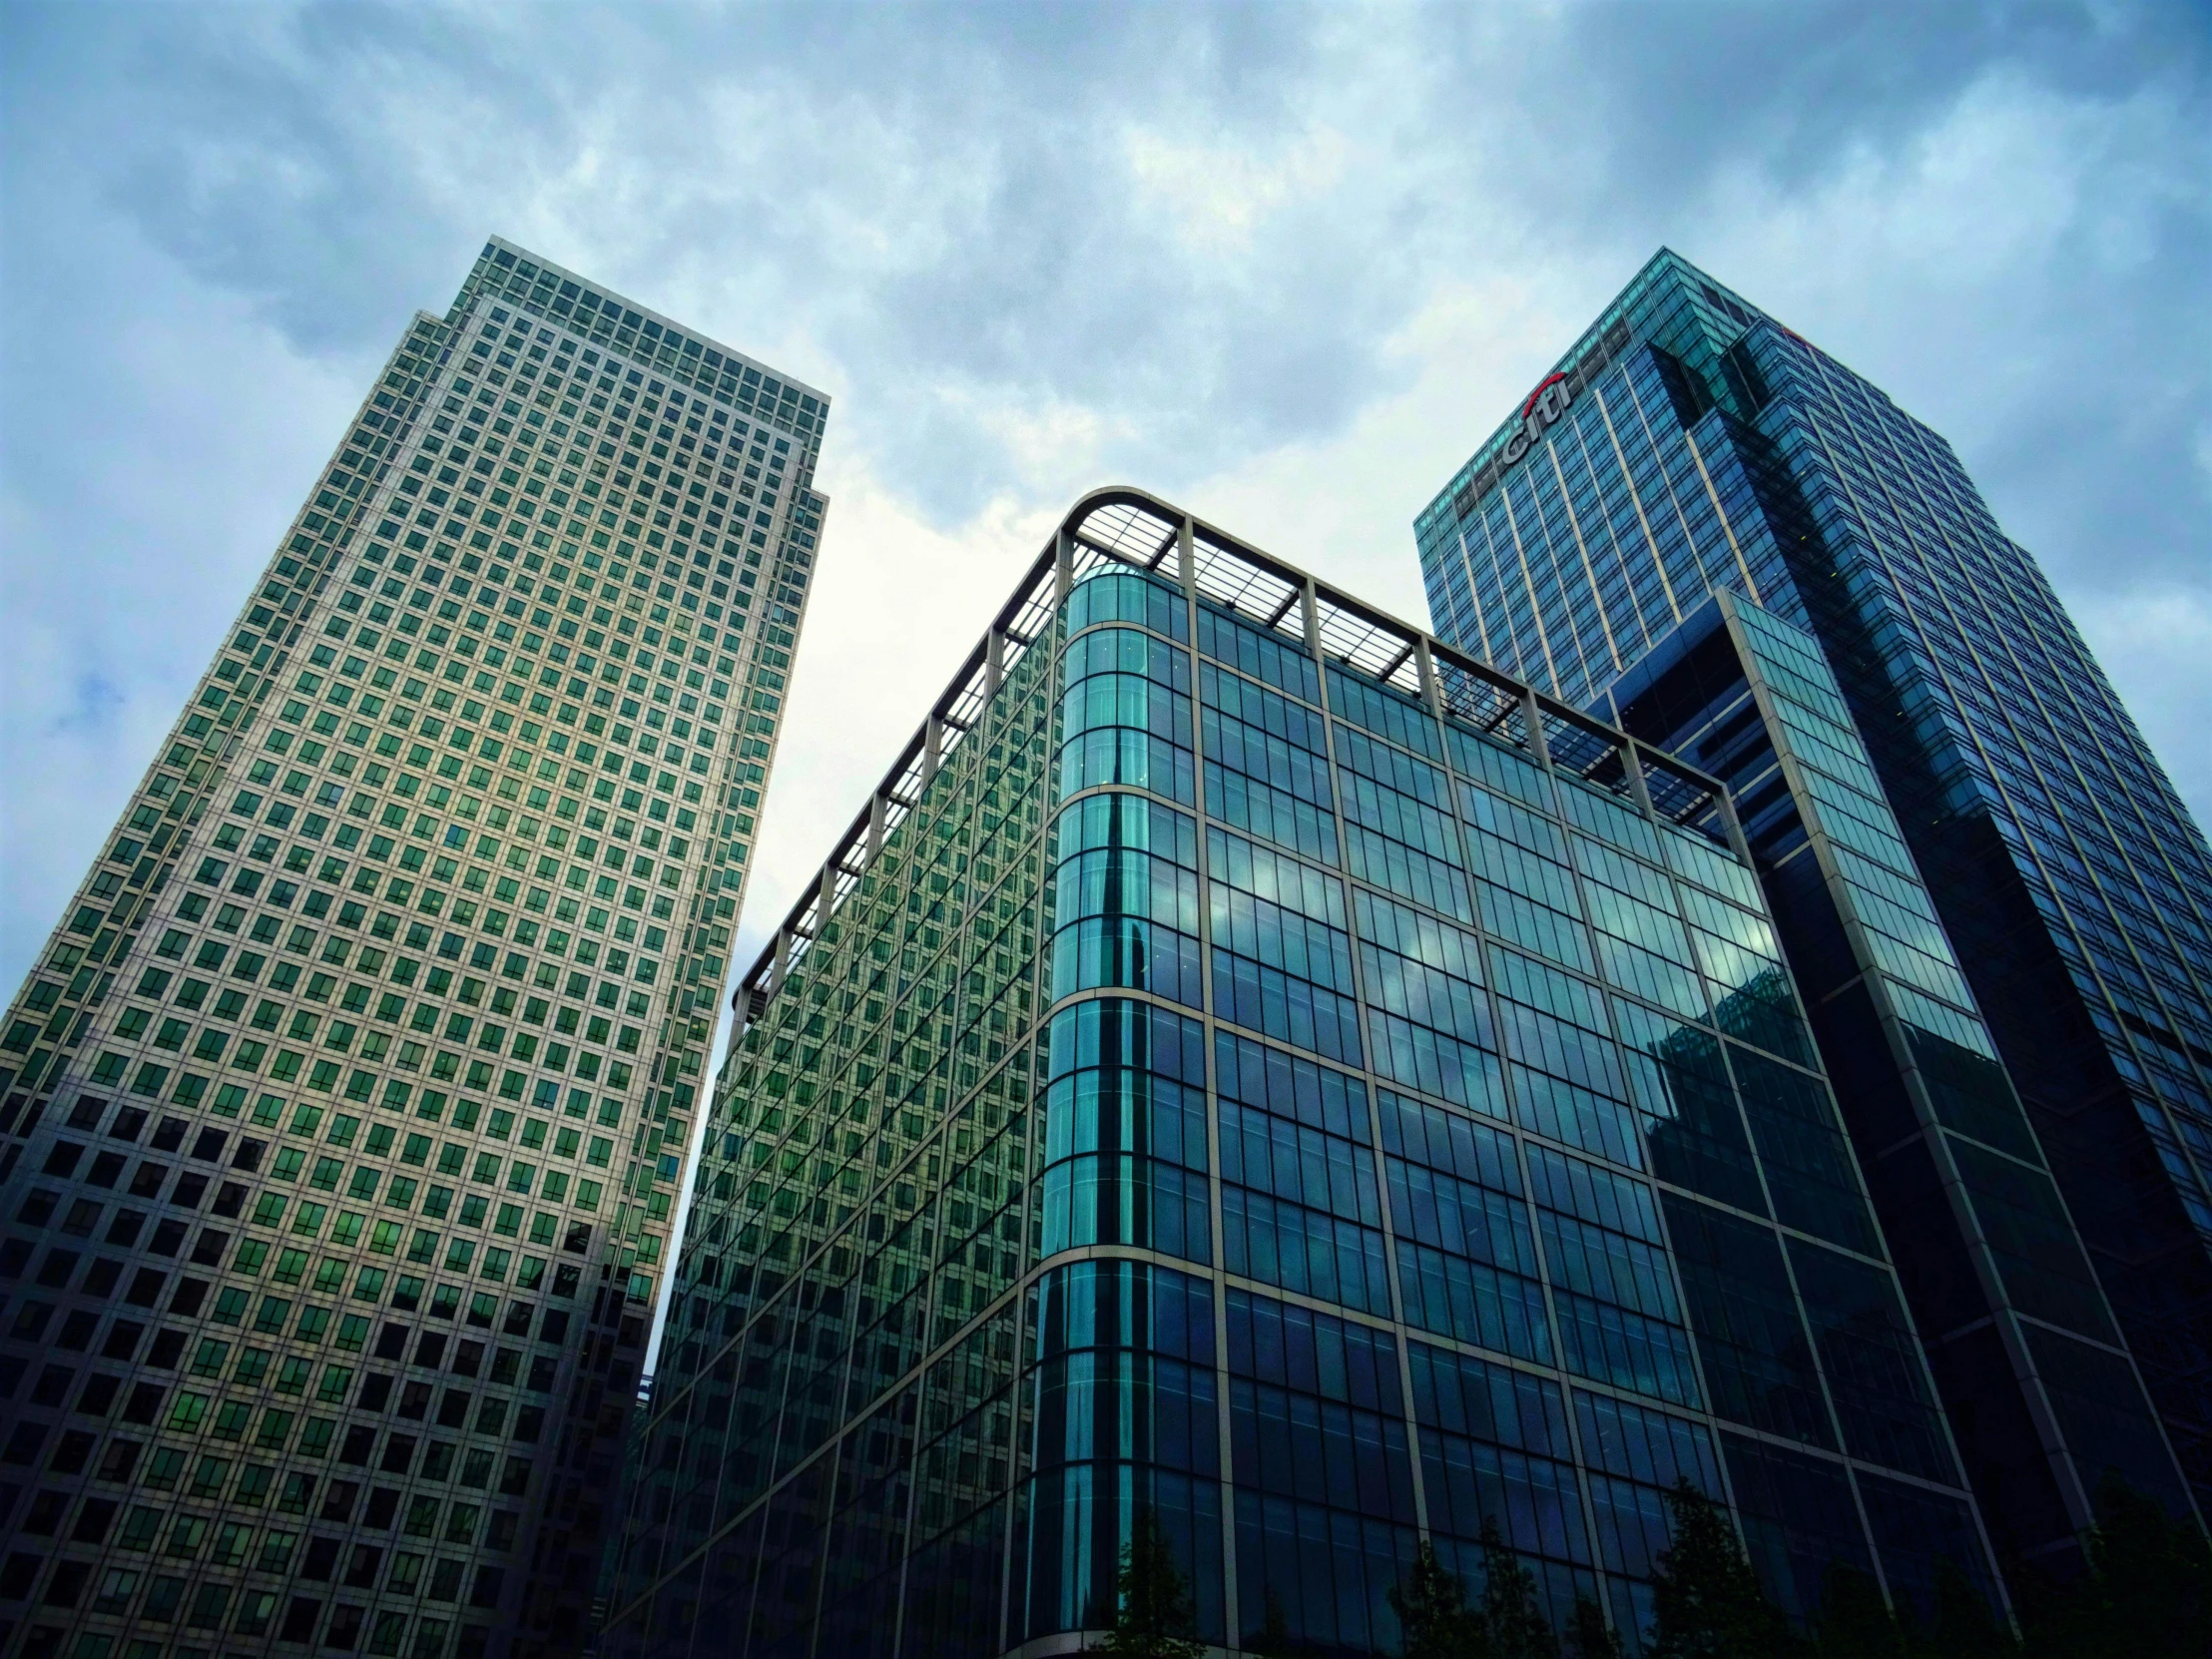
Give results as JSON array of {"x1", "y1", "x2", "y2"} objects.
[{"x1": 3, "y1": 0, "x2": 2206, "y2": 991}]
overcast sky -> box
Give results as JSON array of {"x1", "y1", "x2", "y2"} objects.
[{"x1": 3, "y1": 1, "x2": 2208, "y2": 1007}]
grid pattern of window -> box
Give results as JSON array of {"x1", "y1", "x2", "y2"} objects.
[
  {"x1": 0, "y1": 239, "x2": 830, "y2": 1659},
  {"x1": 598, "y1": 493, "x2": 1993, "y2": 1659},
  {"x1": 1414, "y1": 250, "x2": 2212, "y2": 1529}
]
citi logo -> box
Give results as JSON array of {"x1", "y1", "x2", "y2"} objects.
[
  {"x1": 1500, "y1": 372, "x2": 1574, "y2": 465},
  {"x1": 1447, "y1": 317, "x2": 1628, "y2": 522}
]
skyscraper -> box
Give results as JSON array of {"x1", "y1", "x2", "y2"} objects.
[
  {"x1": 599, "y1": 488, "x2": 2001, "y2": 1659},
  {"x1": 0, "y1": 239, "x2": 828, "y2": 1659},
  {"x1": 1412, "y1": 249, "x2": 2211, "y2": 1570}
]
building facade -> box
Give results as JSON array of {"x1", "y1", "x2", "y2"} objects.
[
  {"x1": 0, "y1": 239, "x2": 829, "y2": 1659},
  {"x1": 1412, "y1": 250, "x2": 2211, "y2": 1562},
  {"x1": 601, "y1": 489, "x2": 2000, "y2": 1659}
]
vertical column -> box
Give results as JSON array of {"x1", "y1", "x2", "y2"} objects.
[
  {"x1": 1176, "y1": 516, "x2": 1240, "y2": 1649},
  {"x1": 1710, "y1": 769, "x2": 1758, "y2": 871},
  {"x1": 1522, "y1": 687, "x2": 1553, "y2": 770},
  {"x1": 1303, "y1": 589, "x2": 1435, "y2": 1545},
  {"x1": 1413, "y1": 637, "x2": 1445, "y2": 725},
  {"x1": 1434, "y1": 656, "x2": 1623, "y2": 1643},
  {"x1": 919, "y1": 714, "x2": 944, "y2": 797},
  {"x1": 1618, "y1": 739, "x2": 1658, "y2": 817},
  {"x1": 864, "y1": 790, "x2": 889, "y2": 866}
]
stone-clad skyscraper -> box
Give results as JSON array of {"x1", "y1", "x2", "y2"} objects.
[
  {"x1": 0, "y1": 238, "x2": 828, "y2": 1659},
  {"x1": 1413, "y1": 250, "x2": 2209, "y2": 1570}
]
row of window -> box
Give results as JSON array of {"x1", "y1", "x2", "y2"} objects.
[{"x1": 0, "y1": 288, "x2": 798, "y2": 1643}]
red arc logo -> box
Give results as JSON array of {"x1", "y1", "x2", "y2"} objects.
[{"x1": 1520, "y1": 372, "x2": 1569, "y2": 420}]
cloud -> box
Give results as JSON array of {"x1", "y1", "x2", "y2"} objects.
[
  {"x1": 1123, "y1": 122, "x2": 1353, "y2": 258},
  {"x1": 3, "y1": 0, "x2": 2207, "y2": 1000},
  {"x1": 2066, "y1": 583, "x2": 2212, "y2": 827},
  {"x1": 0, "y1": 183, "x2": 377, "y2": 990},
  {"x1": 726, "y1": 473, "x2": 1060, "y2": 966}
]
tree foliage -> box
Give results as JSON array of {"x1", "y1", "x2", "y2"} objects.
[
  {"x1": 1093, "y1": 1506, "x2": 1206, "y2": 1659},
  {"x1": 1384, "y1": 1520, "x2": 1627, "y2": 1658},
  {"x1": 2013, "y1": 1474, "x2": 2211, "y2": 1659},
  {"x1": 1813, "y1": 1566, "x2": 1902, "y2": 1659},
  {"x1": 1246, "y1": 1587, "x2": 1304, "y2": 1659},
  {"x1": 1476, "y1": 1518, "x2": 1561, "y2": 1659},
  {"x1": 1311, "y1": 1476, "x2": 2205, "y2": 1659},
  {"x1": 1563, "y1": 1595, "x2": 1624, "y2": 1659},
  {"x1": 1632, "y1": 1473, "x2": 2207, "y2": 1659},
  {"x1": 1916, "y1": 1557, "x2": 2020, "y2": 1659},
  {"x1": 1389, "y1": 1538, "x2": 1481, "y2": 1659},
  {"x1": 1648, "y1": 1480, "x2": 1803, "y2": 1659}
]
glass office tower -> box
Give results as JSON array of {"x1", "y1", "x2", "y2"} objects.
[
  {"x1": 601, "y1": 489, "x2": 1998, "y2": 1659},
  {"x1": 1413, "y1": 250, "x2": 2210, "y2": 1568},
  {"x1": 0, "y1": 239, "x2": 828, "y2": 1659}
]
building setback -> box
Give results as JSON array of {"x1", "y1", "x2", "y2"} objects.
[
  {"x1": 0, "y1": 239, "x2": 828, "y2": 1659},
  {"x1": 600, "y1": 489, "x2": 2000, "y2": 1659},
  {"x1": 1412, "y1": 249, "x2": 2209, "y2": 1569}
]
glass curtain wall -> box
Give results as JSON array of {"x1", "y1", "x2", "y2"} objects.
[
  {"x1": 1413, "y1": 250, "x2": 2212, "y2": 1520},
  {"x1": 600, "y1": 491, "x2": 1997, "y2": 1659}
]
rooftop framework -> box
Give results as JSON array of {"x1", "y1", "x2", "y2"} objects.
[{"x1": 733, "y1": 486, "x2": 1732, "y2": 1035}]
